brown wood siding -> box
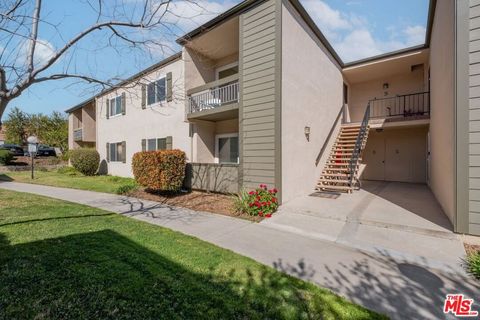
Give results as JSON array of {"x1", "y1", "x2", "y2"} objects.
[
  {"x1": 469, "y1": 0, "x2": 480, "y2": 234},
  {"x1": 240, "y1": 0, "x2": 280, "y2": 190}
]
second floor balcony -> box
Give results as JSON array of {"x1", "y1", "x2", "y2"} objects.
[
  {"x1": 369, "y1": 91, "x2": 430, "y2": 120},
  {"x1": 73, "y1": 128, "x2": 83, "y2": 141},
  {"x1": 187, "y1": 74, "x2": 239, "y2": 121}
]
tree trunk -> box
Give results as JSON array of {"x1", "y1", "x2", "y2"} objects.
[{"x1": 0, "y1": 98, "x2": 9, "y2": 126}]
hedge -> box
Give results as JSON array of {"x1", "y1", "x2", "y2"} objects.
[
  {"x1": 69, "y1": 148, "x2": 100, "y2": 176},
  {"x1": 132, "y1": 150, "x2": 186, "y2": 192},
  {"x1": 0, "y1": 150, "x2": 13, "y2": 165}
]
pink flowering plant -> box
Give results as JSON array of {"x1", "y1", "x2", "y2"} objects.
[{"x1": 234, "y1": 184, "x2": 279, "y2": 218}]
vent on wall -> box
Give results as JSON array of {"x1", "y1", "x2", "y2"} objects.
[{"x1": 411, "y1": 63, "x2": 424, "y2": 72}]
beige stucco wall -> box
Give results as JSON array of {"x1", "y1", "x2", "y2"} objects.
[
  {"x1": 429, "y1": 0, "x2": 455, "y2": 224},
  {"x1": 68, "y1": 105, "x2": 96, "y2": 150},
  {"x1": 96, "y1": 57, "x2": 190, "y2": 177},
  {"x1": 192, "y1": 118, "x2": 239, "y2": 163},
  {"x1": 183, "y1": 47, "x2": 215, "y2": 92},
  {"x1": 362, "y1": 126, "x2": 428, "y2": 183},
  {"x1": 281, "y1": 0, "x2": 343, "y2": 202},
  {"x1": 68, "y1": 113, "x2": 75, "y2": 150},
  {"x1": 349, "y1": 70, "x2": 426, "y2": 122},
  {"x1": 183, "y1": 47, "x2": 239, "y2": 93},
  {"x1": 81, "y1": 102, "x2": 96, "y2": 142}
]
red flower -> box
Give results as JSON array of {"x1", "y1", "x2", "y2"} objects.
[
  {"x1": 258, "y1": 211, "x2": 263, "y2": 216},
  {"x1": 249, "y1": 203, "x2": 254, "y2": 207},
  {"x1": 255, "y1": 201, "x2": 261, "y2": 207},
  {"x1": 256, "y1": 196, "x2": 261, "y2": 201},
  {"x1": 272, "y1": 188, "x2": 278, "y2": 193},
  {"x1": 267, "y1": 201, "x2": 271, "y2": 206},
  {"x1": 265, "y1": 213, "x2": 272, "y2": 218},
  {"x1": 248, "y1": 191, "x2": 255, "y2": 195},
  {"x1": 272, "y1": 197, "x2": 277, "y2": 203}
]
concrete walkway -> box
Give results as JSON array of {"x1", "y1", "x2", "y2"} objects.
[{"x1": 0, "y1": 181, "x2": 478, "y2": 319}]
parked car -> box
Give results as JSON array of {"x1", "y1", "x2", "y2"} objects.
[
  {"x1": 0, "y1": 144, "x2": 24, "y2": 156},
  {"x1": 36, "y1": 145, "x2": 57, "y2": 157}
]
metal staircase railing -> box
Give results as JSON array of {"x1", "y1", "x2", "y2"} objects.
[{"x1": 348, "y1": 103, "x2": 370, "y2": 188}]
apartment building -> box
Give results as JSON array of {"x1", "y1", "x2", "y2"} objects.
[{"x1": 67, "y1": 0, "x2": 479, "y2": 235}]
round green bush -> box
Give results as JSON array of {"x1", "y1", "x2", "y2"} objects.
[
  {"x1": 0, "y1": 150, "x2": 14, "y2": 166},
  {"x1": 69, "y1": 148, "x2": 100, "y2": 176}
]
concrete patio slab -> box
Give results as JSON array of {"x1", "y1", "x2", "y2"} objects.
[{"x1": 266, "y1": 181, "x2": 465, "y2": 272}]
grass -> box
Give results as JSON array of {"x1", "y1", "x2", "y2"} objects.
[
  {"x1": 0, "y1": 169, "x2": 137, "y2": 194},
  {"x1": 0, "y1": 189, "x2": 385, "y2": 319}
]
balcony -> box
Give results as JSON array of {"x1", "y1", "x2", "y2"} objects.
[
  {"x1": 73, "y1": 128, "x2": 83, "y2": 141},
  {"x1": 369, "y1": 92, "x2": 430, "y2": 120},
  {"x1": 187, "y1": 74, "x2": 239, "y2": 121}
]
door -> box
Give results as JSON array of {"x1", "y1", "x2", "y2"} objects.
[
  {"x1": 362, "y1": 127, "x2": 427, "y2": 183},
  {"x1": 362, "y1": 131, "x2": 385, "y2": 180},
  {"x1": 385, "y1": 133, "x2": 411, "y2": 182}
]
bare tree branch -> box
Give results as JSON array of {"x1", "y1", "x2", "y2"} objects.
[
  {"x1": 26, "y1": 0, "x2": 41, "y2": 75},
  {"x1": 0, "y1": 0, "x2": 201, "y2": 121}
]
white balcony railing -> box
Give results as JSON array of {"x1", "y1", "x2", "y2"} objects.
[{"x1": 187, "y1": 74, "x2": 239, "y2": 114}]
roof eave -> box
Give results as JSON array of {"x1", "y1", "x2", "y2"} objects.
[
  {"x1": 176, "y1": 0, "x2": 263, "y2": 45},
  {"x1": 342, "y1": 44, "x2": 428, "y2": 69}
]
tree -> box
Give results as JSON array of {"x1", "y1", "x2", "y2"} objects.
[
  {"x1": 4, "y1": 107, "x2": 68, "y2": 149},
  {"x1": 0, "y1": 0, "x2": 186, "y2": 121},
  {"x1": 40, "y1": 111, "x2": 68, "y2": 151},
  {"x1": 4, "y1": 107, "x2": 28, "y2": 144}
]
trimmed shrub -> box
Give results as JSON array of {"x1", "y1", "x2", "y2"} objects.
[
  {"x1": 0, "y1": 150, "x2": 13, "y2": 166},
  {"x1": 132, "y1": 150, "x2": 186, "y2": 192},
  {"x1": 234, "y1": 184, "x2": 279, "y2": 217},
  {"x1": 69, "y1": 148, "x2": 100, "y2": 176}
]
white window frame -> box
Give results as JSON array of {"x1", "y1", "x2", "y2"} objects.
[
  {"x1": 145, "y1": 137, "x2": 167, "y2": 151},
  {"x1": 109, "y1": 95, "x2": 123, "y2": 117},
  {"x1": 146, "y1": 75, "x2": 167, "y2": 107},
  {"x1": 215, "y1": 133, "x2": 239, "y2": 164},
  {"x1": 215, "y1": 62, "x2": 239, "y2": 80}
]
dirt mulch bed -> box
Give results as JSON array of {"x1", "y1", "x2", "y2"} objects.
[
  {"x1": 10, "y1": 156, "x2": 65, "y2": 166},
  {"x1": 129, "y1": 189, "x2": 263, "y2": 222},
  {"x1": 465, "y1": 243, "x2": 480, "y2": 256}
]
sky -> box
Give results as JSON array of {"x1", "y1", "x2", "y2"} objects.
[{"x1": 2, "y1": 0, "x2": 429, "y2": 117}]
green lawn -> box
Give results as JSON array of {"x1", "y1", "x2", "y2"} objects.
[
  {"x1": 0, "y1": 189, "x2": 385, "y2": 319},
  {"x1": 0, "y1": 170, "x2": 136, "y2": 194}
]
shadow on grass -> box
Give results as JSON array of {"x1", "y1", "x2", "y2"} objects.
[
  {"x1": 0, "y1": 212, "x2": 116, "y2": 227},
  {"x1": 0, "y1": 174, "x2": 13, "y2": 182},
  {"x1": 0, "y1": 229, "x2": 380, "y2": 319}
]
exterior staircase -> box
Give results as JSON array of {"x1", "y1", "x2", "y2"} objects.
[{"x1": 316, "y1": 123, "x2": 370, "y2": 193}]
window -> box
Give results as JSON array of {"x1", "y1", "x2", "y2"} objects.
[
  {"x1": 143, "y1": 137, "x2": 168, "y2": 151},
  {"x1": 215, "y1": 133, "x2": 239, "y2": 164},
  {"x1": 109, "y1": 142, "x2": 125, "y2": 162},
  {"x1": 147, "y1": 77, "x2": 166, "y2": 105},
  {"x1": 109, "y1": 95, "x2": 123, "y2": 116},
  {"x1": 147, "y1": 138, "x2": 157, "y2": 151},
  {"x1": 216, "y1": 62, "x2": 239, "y2": 80}
]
